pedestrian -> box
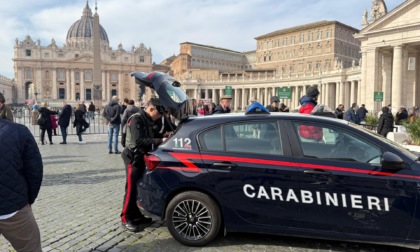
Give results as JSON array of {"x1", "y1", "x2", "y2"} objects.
[
  {"x1": 298, "y1": 86, "x2": 323, "y2": 141},
  {"x1": 103, "y1": 96, "x2": 122, "y2": 154},
  {"x1": 121, "y1": 99, "x2": 140, "y2": 148},
  {"x1": 199, "y1": 104, "x2": 210, "y2": 116},
  {"x1": 279, "y1": 103, "x2": 290, "y2": 112},
  {"x1": 32, "y1": 103, "x2": 39, "y2": 125},
  {"x1": 192, "y1": 99, "x2": 198, "y2": 116},
  {"x1": 88, "y1": 102, "x2": 96, "y2": 120},
  {"x1": 58, "y1": 101, "x2": 72, "y2": 144},
  {"x1": 377, "y1": 106, "x2": 394, "y2": 137},
  {"x1": 396, "y1": 106, "x2": 408, "y2": 125},
  {"x1": 266, "y1": 96, "x2": 280, "y2": 112},
  {"x1": 0, "y1": 93, "x2": 13, "y2": 121},
  {"x1": 0, "y1": 113, "x2": 43, "y2": 252},
  {"x1": 213, "y1": 96, "x2": 232, "y2": 114},
  {"x1": 80, "y1": 101, "x2": 87, "y2": 114},
  {"x1": 120, "y1": 98, "x2": 170, "y2": 232},
  {"x1": 344, "y1": 103, "x2": 361, "y2": 124},
  {"x1": 209, "y1": 102, "x2": 216, "y2": 115},
  {"x1": 73, "y1": 104, "x2": 86, "y2": 144},
  {"x1": 51, "y1": 114, "x2": 58, "y2": 135},
  {"x1": 38, "y1": 102, "x2": 58, "y2": 145},
  {"x1": 356, "y1": 104, "x2": 368, "y2": 122},
  {"x1": 121, "y1": 98, "x2": 129, "y2": 115},
  {"x1": 335, "y1": 104, "x2": 345, "y2": 119}
]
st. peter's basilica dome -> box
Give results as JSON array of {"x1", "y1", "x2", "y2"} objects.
[{"x1": 66, "y1": 2, "x2": 109, "y2": 46}]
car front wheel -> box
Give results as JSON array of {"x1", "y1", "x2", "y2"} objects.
[{"x1": 166, "y1": 191, "x2": 221, "y2": 246}]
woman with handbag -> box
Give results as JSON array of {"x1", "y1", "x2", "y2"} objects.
[{"x1": 38, "y1": 102, "x2": 58, "y2": 145}]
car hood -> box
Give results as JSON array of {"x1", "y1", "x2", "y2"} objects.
[{"x1": 131, "y1": 71, "x2": 193, "y2": 120}]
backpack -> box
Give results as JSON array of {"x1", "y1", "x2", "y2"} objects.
[
  {"x1": 125, "y1": 113, "x2": 145, "y2": 150},
  {"x1": 37, "y1": 113, "x2": 46, "y2": 125}
]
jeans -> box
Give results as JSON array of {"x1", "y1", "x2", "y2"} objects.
[
  {"x1": 108, "y1": 124, "x2": 120, "y2": 152},
  {"x1": 88, "y1": 111, "x2": 95, "y2": 119},
  {"x1": 60, "y1": 126, "x2": 68, "y2": 143}
]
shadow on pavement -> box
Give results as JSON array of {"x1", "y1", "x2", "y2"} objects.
[{"x1": 42, "y1": 168, "x2": 124, "y2": 186}]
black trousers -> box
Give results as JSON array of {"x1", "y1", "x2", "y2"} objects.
[
  {"x1": 120, "y1": 148, "x2": 145, "y2": 223},
  {"x1": 40, "y1": 128, "x2": 52, "y2": 144}
]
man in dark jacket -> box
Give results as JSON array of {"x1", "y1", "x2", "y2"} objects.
[
  {"x1": 0, "y1": 118, "x2": 43, "y2": 251},
  {"x1": 103, "y1": 96, "x2": 122, "y2": 154},
  {"x1": 344, "y1": 103, "x2": 361, "y2": 124},
  {"x1": 356, "y1": 104, "x2": 368, "y2": 122},
  {"x1": 213, "y1": 96, "x2": 232, "y2": 114},
  {"x1": 377, "y1": 106, "x2": 394, "y2": 137},
  {"x1": 335, "y1": 104, "x2": 344, "y2": 119},
  {"x1": 266, "y1": 96, "x2": 280, "y2": 112},
  {"x1": 396, "y1": 106, "x2": 409, "y2": 125},
  {"x1": 120, "y1": 98, "x2": 170, "y2": 232},
  {"x1": 58, "y1": 101, "x2": 72, "y2": 144}
]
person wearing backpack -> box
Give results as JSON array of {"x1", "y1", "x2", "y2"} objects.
[{"x1": 120, "y1": 98, "x2": 171, "y2": 232}]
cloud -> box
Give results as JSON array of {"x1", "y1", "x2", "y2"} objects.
[{"x1": 0, "y1": 0, "x2": 404, "y2": 78}]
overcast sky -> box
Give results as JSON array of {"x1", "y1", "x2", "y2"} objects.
[{"x1": 0, "y1": 0, "x2": 403, "y2": 79}]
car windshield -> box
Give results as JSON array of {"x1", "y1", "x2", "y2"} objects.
[
  {"x1": 349, "y1": 124, "x2": 419, "y2": 161},
  {"x1": 161, "y1": 80, "x2": 187, "y2": 103}
]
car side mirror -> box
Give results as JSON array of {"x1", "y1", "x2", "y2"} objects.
[{"x1": 381, "y1": 152, "x2": 406, "y2": 170}]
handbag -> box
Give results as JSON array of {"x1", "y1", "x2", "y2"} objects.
[{"x1": 37, "y1": 114, "x2": 45, "y2": 125}]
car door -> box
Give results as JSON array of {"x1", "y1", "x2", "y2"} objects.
[
  {"x1": 198, "y1": 119, "x2": 302, "y2": 228},
  {"x1": 288, "y1": 121, "x2": 417, "y2": 239}
]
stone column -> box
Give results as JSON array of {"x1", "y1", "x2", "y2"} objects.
[
  {"x1": 256, "y1": 87, "x2": 260, "y2": 102},
  {"x1": 71, "y1": 70, "x2": 75, "y2": 101},
  {"x1": 80, "y1": 70, "x2": 85, "y2": 101},
  {"x1": 66, "y1": 69, "x2": 71, "y2": 100},
  {"x1": 51, "y1": 69, "x2": 57, "y2": 100},
  {"x1": 360, "y1": 51, "x2": 368, "y2": 105},
  {"x1": 382, "y1": 52, "x2": 393, "y2": 106},
  {"x1": 241, "y1": 88, "x2": 245, "y2": 111},
  {"x1": 350, "y1": 81, "x2": 356, "y2": 106},
  {"x1": 391, "y1": 45, "x2": 403, "y2": 113},
  {"x1": 107, "y1": 71, "x2": 111, "y2": 101},
  {"x1": 335, "y1": 82, "x2": 340, "y2": 107},
  {"x1": 357, "y1": 80, "x2": 362, "y2": 107},
  {"x1": 344, "y1": 82, "x2": 351, "y2": 108},
  {"x1": 264, "y1": 87, "x2": 268, "y2": 105},
  {"x1": 234, "y1": 88, "x2": 238, "y2": 111},
  {"x1": 102, "y1": 71, "x2": 106, "y2": 102},
  {"x1": 212, "y1": 89, "x2": 216, "y2": 103}
]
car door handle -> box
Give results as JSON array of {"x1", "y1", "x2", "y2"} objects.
[
  {"x1": 212, "y1": 162, "x2": 237, "y2": 169},
  {"x1": 303, "y1": 169, "x2": 332, "y2": 175}
]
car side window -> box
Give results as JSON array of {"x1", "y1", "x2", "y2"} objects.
[
  {"x1": 224, "y1": 121, "x2": 282, "y2": 155},
  {"x1": 293, "y1": 122, "x2": 382, "y2": 164},
  {"x1": 200, "y1": 126, "x2": 223, "y2": 151}
]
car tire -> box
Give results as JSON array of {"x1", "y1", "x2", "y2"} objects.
[{"x1": 166, "y1": 191, "x2": 221, "y2": 246}]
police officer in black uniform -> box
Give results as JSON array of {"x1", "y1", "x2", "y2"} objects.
[{"x1": 120, "y1": 98, "x2": 170, "y2": 232}]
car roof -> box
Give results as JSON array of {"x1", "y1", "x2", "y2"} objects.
[{"x1": 186, "y1": 112, "x2": 349, "y2": 125}]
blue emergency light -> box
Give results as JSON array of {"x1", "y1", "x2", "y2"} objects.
[{"x1": 245, "y1": 102, "x2": 270, "y2": 115}]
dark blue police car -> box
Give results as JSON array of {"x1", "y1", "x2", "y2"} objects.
[{"x1": 131, "y1": 72, "x2": 420, "y2": 249}]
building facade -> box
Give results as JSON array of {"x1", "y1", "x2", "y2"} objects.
[
  {"x1": 170, "y1": 42, "x2": 256, "y2": 81},
  {"x1": 179, "y1": 0, "x2": 418, "y2": 114},
  {"x1": 356, "y1": 0, "x2": 420, "y2": 113},
  {"x1": 13, "y1": 3, "x2": 153, "y2": 106},
  {"x1": 255, "y1": 20, "x2": 361, "y2": 76},
  {"x1": 0, "y1": 75, "x2": 14, "y2": 103}
]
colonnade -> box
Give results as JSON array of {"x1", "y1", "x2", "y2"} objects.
[{"x1": 185, "y1": 79, "x2": 361, "y2": 112}]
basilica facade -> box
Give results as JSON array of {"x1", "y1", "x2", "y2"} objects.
[{"x1": 13, "y1": 2, "x2": 152, "y2": 106}]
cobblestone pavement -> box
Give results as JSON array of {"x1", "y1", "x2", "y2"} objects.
[{"x1": 0, "y1": 134, "x2": 415, "y2": 252}]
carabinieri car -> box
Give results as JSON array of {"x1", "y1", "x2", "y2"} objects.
[{"x1": 131, "y1": 72, "x2": 420, "y2": 249}]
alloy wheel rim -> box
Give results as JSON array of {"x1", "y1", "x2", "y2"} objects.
[{"x1": 172, "y1": 199, "x2": 212, "y2": 240}]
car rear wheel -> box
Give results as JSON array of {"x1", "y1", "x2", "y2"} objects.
[{"x1": 166, "y1": 191, "x2": 221, "y2": 246}]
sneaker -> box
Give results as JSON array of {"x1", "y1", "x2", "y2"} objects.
[
  {"x1": 109, "y1": 151, "x2": 113, "y2": 154},
  {"x1": 114, "y1": 151, "x2": 121, "y2": 154},
  {"x1": 59, "y1": 142, "x2": 67, "y2": 144},
  {"x1": 49, "y1": 142, "x2": 53, "y2": 145},
  {"x1": 79, "y1": 141, "x2": 86, "y2": 144}
]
